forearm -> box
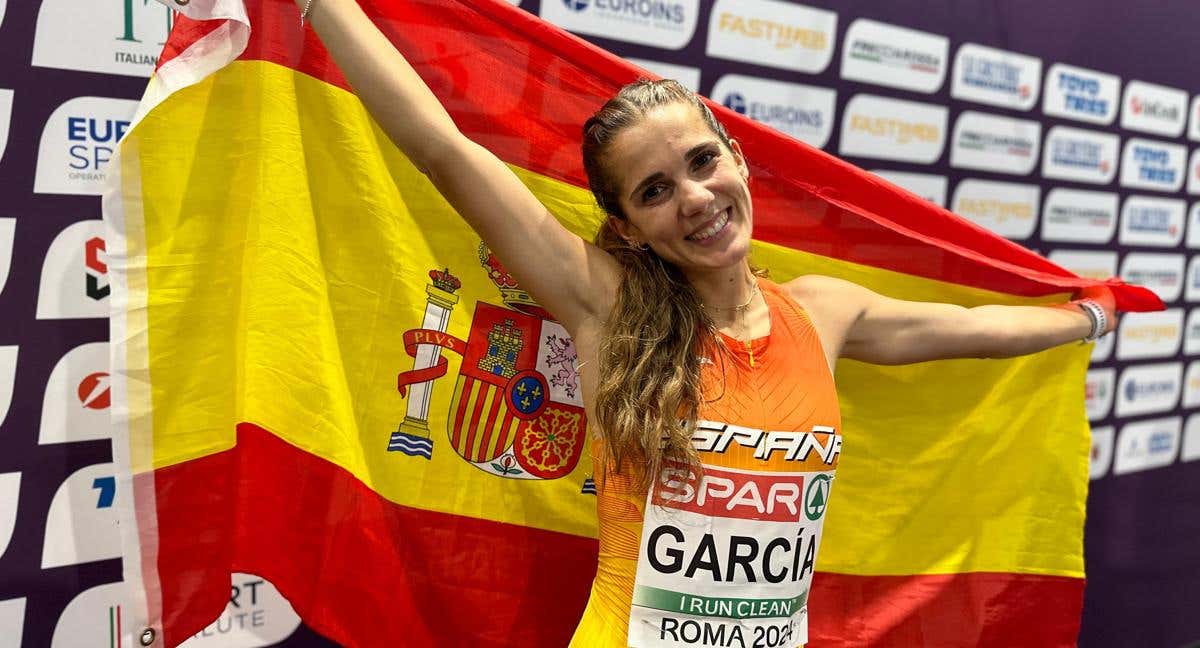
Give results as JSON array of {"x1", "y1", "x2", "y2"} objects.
[
  {"x1": 298, "y1": 0, "x2": 460, "y2": 170},
  {"x1": 969, "y1": 303, "x2": 1095, "y2": 358}
]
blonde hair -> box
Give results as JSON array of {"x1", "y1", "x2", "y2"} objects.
[{"x1": 582, "y1": 79, "x2": 737, "y2": 491}]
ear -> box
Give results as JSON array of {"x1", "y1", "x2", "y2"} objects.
[
  {"x1": 608, "y1": 216, "x2": 646, "y2": 248},
  {"x1": 729, "y1": 139, "x2": 749, "y2": 180}
]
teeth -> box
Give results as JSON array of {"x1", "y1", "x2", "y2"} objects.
[{"x1": 689, "y1": 210, "x2": 729, "y2": 241}]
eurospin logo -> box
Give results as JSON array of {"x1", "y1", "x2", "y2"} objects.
[
  {"x1": 1085, "y1": 368, "x2": 1115, "y2": 421},
  {"x1": 1121, "y1": 80, "x2": 1187, "y2": 138},
  {"x1": 1042, "y1": 63, "x2": 1119, "y2": 125},
  {"x1": 871, "y1": 171, "x2": 947, "y2": 207},
  {"x1": 949, "y1": 111, "x2": 1040, "y2": 175},
  {"x1": 540, "y1": 0, "x2": 697, "y2": 49},
  {"x1": 1116, "y1": 308, "x2": 1183, "y2": 361},
  {"x1": 1041, "y1": 125, "x2": 1118, "y2": 185},
  {"x1": 706, "y1": 0, "x2": 837, "y2": 74},
  {"x1": 839, "y1": 94, "x2": 946, "y2": 164},
  {"x1": 1119, "y1": 139, "x2": 1185, "y2": 193},
  {"x1": 37, "y1": 220, "x2": 110, "y2": 319},
  {"x1": 32, "y1": 0, "x2": 172, "y2": 77},
  {"x1": 1118, "y1": 196, "x2": 1185, "y2": 247},
  {"x1": 950, "y1": 179, "x2": 1039, "y2": 240},
  {"x1": 1041, "y1": 189, "x2": 1117, "y2": 244},
  {"x1": 712, "y1": 74, "x2": 835, "y2": 148},
  {"x1": 1119, "y1": 252, "x2": 1184, "y2": 303},
  {"x1": 1115, "y1": 362, "x2": 1182, "y2": 418},
  {"x1": 840, "y1": 19, "x2": 947, "y2": 94},
  {"x1": 950, "y1": 43, "x2": 1040, "y2": 111},
  {"x1": 1114, "y1": 417, "x2": 1180, "y2": 476},
  {"x1": 0, "y1": 88, "x2": 12, "y2": 166},
  {"x1": 34, "y1": 97, "x2": 138, "y2": 195}
]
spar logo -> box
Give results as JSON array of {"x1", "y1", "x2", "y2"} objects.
[
  {"x1": 712, "y1": 74, "x2": 835, "y2": 148},
  {"x1": 1041, "y1": 126, "x2": 1118, "y2": 185},
  {"x1": 839, "y1": 94, "x2": 947, "y2": 164},
  {"x1": 38, "y1": 220, "x2": 110, "y2": 319},
  {"x1": 706, "y1": 0, "x2": 837, "y2": 74},
  {"x1": 33, "y1": 0, "x2": 172, "y2": 77},
  {"x1": 840, "y1": 19, "x2": 948, "y2": 93},
  {"x1": 0, "y1": 88, "x2": 12, "y2": 166},
  {"x1": 1041, "y1": 190, "x2": 1117, "y2": 244},
  {"x1": 540, "y1": 0, "x2": 696, "y2": 49},
  {"x1": 1122, "y1": 80, "x2": 1187, "y2": 137},
  {"x1": 1119, "y1": 139, "x2": 1185, "y2": 193},
  {"x1": 1085, "y1": 368, "x2": 1114, "y2": 421},
  {"x1": 1042, "y1": 63, "x2": 1119, "y2": 125},
  {"x1": 35, "y1": 97, "x2": 138, "y2": 195},
  {"x1": 951, "y1": 43, "x2": 1040, "y2": 110},
  {"x1": 391, "y1": 244, "x2": 587, "y2": 483},
  {"x1": 949, "y1": 111, "x2": 1040, "y2": 175},
  {"x1": 1118, "y1": 196, "x2": 1184, "y2": 247},
  {"x1": 1114, "y1": 417, "x2": 1180, "y2": 476},
  {"x1": 1116, "y1": 362, "x2": 1182, "y2": 418}
]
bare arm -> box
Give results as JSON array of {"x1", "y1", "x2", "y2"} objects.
[
  {"x1": 298, "y1": 0, "x2": 619, "y2": 332},
  {"x1": 788, "y1": 275, "x2": 1115, "y2": 365}
]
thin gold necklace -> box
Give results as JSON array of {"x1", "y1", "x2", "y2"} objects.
[{"x1": 703, "y1": 282, "x2": 761, "y2": 367}]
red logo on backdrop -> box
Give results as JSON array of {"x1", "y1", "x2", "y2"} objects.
[
  {"x1": 1132, "y1": 97, "x2": 1144, "y2": 114},
  {"x1": 85, "y1": 236, "x2": 109, "y2": 301},
  {"x1": 77, "y1": 372, "x2": 111, "y2": 410}
]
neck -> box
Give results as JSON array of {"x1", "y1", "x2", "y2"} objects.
[{"x1": 684, "y1": 262, "x2": 757, "y2": 311}]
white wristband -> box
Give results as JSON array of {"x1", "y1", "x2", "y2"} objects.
[{"x1": 1077, "y1": 299, "x2": 1108, "y2": 343}]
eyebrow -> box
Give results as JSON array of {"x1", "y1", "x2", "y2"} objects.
[{"x1": 627, "y1": 140, "x2": 722, "y2": 202}]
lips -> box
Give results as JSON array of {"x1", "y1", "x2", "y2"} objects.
[{"x1": 686, "y1": 208, "x2": 730, "y2": 242}]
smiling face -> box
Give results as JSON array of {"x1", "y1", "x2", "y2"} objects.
[{"x1": 603, "y1": 102, "x2": 754, "y2": 275}]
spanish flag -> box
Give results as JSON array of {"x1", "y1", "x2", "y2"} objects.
[{"x1": 105, "y1": 0, "x2": 1160, "y2": 646}]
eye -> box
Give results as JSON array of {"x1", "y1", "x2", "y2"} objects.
[
  {"x1": 641, "y1": 183, "x2": 668, "y2": 203},
  {"x1": 692, "y1": 149, "x2": 719, "y2": 171}
]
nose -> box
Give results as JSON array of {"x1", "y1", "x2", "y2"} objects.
[{"x1": 677, "y1": 177, "x2": 715, "y2": 220}]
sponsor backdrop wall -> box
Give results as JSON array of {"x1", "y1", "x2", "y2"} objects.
[{"x1": 0, "y1": 0, "x2": 1196, "y2": 645}]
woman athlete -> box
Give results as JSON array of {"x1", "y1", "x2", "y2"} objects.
[{"x1": 296, "y1": 1, "x2": 1116, "y2": 645}]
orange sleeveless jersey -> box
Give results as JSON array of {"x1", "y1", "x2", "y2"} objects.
[{"x1": 571, "y1": 280, "x2": 842, "y2": 648}]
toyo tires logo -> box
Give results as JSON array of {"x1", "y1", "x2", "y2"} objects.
[{"x1": 562, "y1": 0, "x2": 589, "y2": 10}]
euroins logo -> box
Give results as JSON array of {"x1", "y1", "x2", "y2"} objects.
[
  {"x1": 1050, "y1": 139, "x2": 1109, "y2": 173},
  {"x1": 723, "y1": 93, "x2": 823, "y2": 131},
  {"x1": 562, "y1": 0, "x2": 685, "y2": 24},
  {"x1": 1056, "y1": 72, "x2": 1109, "y2": 117},
  {"x1": 1125, "y1": 378, "x2": 1176, "y2": 402},
  {"x1": 1127, "y1": 205, "x2": 1178, "y2": 236},
  {"x1": 962, "y1": 55, "x2": 1029, "y2": 99}
]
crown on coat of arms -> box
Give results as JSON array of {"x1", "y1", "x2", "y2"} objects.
[
  {"x1": 478, "y1": 243, "x2": 538, "y2": 311},
  {"x1": 428, "y1": 268, "x2": 462, "y2": 293}
]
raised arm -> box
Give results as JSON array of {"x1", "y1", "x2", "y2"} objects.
[
  {"x1": 787, "y1": 275, "x2": 1115, "y2": 366},
  {"x1": 297, "y1": 0, "x2": 620, "y2": 332}
]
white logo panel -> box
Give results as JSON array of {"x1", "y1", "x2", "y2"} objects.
[
  {"x1": 1048, "y1": 249, "x2": 1118, "y2": 280},
  {"x1": 1183, "y1": 361, "x2": 1200, "y2": 408},
  {"x1": 34, "y1": 97, "x2": 138, "y2": 195},
  {"x1": 0, "y1": 597, "x2": 25, "y2": 648},
  {"x1": 1190, "y1": 95, "x2": 1200, "y2": 142},
  {"x1": 949, "y1": 111, "x2": 1040, "y2": 175},
  {"x1": 1188, "y1": 203, "x2": 1200, "y2": 248},
  {"x1": 0, "y1": 218, "x2": 13, "y2": 298},
  {"x1": 870, "y1": 170, "x2": 947, "y2": 206},
  {"x1": 950, "y1": 43, "x2": 1040, "y2": 111},
  {"x1": 950, "y1": 179, "x2": 1039, "y2": 239},
  {"x1": 839, "y1": 94, "x2": 947, "y2": 163},
  {"x1": 1120, "y1": 253, "x2": 1184, "y2": 303},
  {"x1": 712, "y1": 74, "x2": 836, "y2": 148},
  {"x1": 40, "y1": 342, "x2": 112, "y2": 445},
  {"x1": 1117, "y1": 308, "x2": 1183, "y2": 360},
  {"x1": 0, "y1": 473, "x2": 18, "y2": 561},
  {"x1": 0, "y1": 346, "x2": 15, "y2": 429},
  {"x1": 1089, "y1": 426, "x2": 1114, "y2": 480},
  {"x1": 0, "y1": 89, "x2": 12, "y2": 166},
  {"x1": 1118, "y1": 196, "x2": 1185, "y2": 247},
  {"x1": 37, "y1": 220, "x2": 109, "y2": 320},
  {"x1": 179, "y1": 574, "x2": 303, "y2": 647},
  {"x1": 1042, "y1": 63, "x2": 1120, "y2": 125},
  {"x1": 1114, "y1": 417, "x2": 1180, "y2": 476},
  {"x1": 840, "y1": 19, "x2": 947, "y2": 93},
  {"x1": 625, "y1": 58, "x2": 701, "y2": 91},
  {"x1": 1185, "y1": 308, "x2": 1200, "y2": 355},
  {"x1": 42, "y1": 463, "x2": 120, "y2": 568},
  {"x1": 1187, "y1": 256, "x2": 1200, "y2": 302},
  {"x1": 1188, "y1": 149, "x2": 1200, "y2": 195},
  {"x1": 1041, "y1": 126, "x2": 1119, "y2": 185},
  {"x1": 1115, "y1": 362, "x2": 1182, "y2": 418},
  {"x1": 1041, "y1": 189, "x2": 1117, "y2": 244},
  {"x1": 1085, "y1": 368, "x2": 1115, "y2": 421},
  {"x1": 51, "y1": 582, "x2": 135, "y2": 648},
  {"x1": 706, "y1": 0, "x2": 836, "y2": 73},
  {"x1": 1184, "y1": 415, "x2": 1200, "y2": 462},
  {"x1": 0, "y1": 0, "x2": 6, "y2": 29},
  {"x1": 541, "y1": 0, "x2": 699, "y2": 49},
  {"x1": 1121, "y1": 80, "x2": 1187, "y2": 137},
  {"x1": 1119, "y1": 138, "x2": 1186, "y2": 193},
  {"x1": 1092, "y1": 328, "x2": 1115, "y2": 362},
  {"x1": 33, "y1": 0, "x2": 172, "y2": 77}
]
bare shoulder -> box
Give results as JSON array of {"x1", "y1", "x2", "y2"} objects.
[
  {"x1": 783, "y1": 274, "x2": 863, "y2": 299},
  {"x1": 782, "y1": 275, "x2": 875, "y2": 318}
]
